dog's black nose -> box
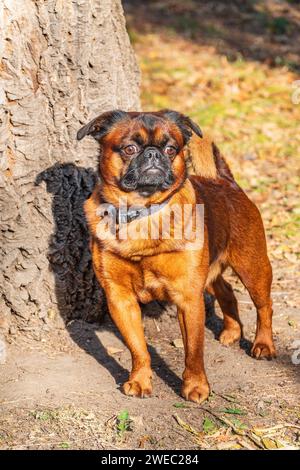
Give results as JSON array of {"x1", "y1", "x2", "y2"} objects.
[{"x1": 144, "y1": 147, "x2": 161, "y2": 163}]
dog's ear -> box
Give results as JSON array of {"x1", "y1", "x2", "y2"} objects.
[
  {"x1": 77, "y1": 110, "x2": 128, "y2": 141},
  {"x1": 159, "y1": 109, "x2": 202, "y2": 144}
]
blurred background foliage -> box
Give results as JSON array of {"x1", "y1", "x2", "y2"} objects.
[{"x1": 124, "y1": 0, "x2": 300, "y2": 265}]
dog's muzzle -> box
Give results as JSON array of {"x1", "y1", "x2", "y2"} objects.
[
  {"x1": 120, "y1": 146, "x2": 174, "y2": 194},
  {"x1": 141, "y1": 147, "x2": 165, "y2": 174}
]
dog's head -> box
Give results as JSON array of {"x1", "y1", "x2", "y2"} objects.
[{"x1": 77, "y1": 110, "x2": 202, "y2": 203}]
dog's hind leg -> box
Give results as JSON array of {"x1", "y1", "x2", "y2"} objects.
[
  {"x1": 230, "y1": 255, "x2": 276, "y2": 359},
  {"x1": 207, "y1": 275, "x2": 243, "y2": 346}
]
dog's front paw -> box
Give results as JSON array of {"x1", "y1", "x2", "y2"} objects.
[
  {"x1": 181, "y1": 378, "x2": 210, "y2": 404},
  {"x1": 251, "y1": 338, "x2": 276, "y2": 359},
  {"x1": 122, "y1": 368, "x2": 153, "y2": 398}
]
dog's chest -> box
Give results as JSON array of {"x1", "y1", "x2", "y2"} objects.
[
  {"x1": 130, "y1": 249, "x2": 202, "y2": 305},
  {"x1": 134, "y1": 267, "x2": 167, "y2": 304}
]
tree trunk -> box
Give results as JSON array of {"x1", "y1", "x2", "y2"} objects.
[{"x1": 0, "y1": 0, "x2": 140, "y2": 333}]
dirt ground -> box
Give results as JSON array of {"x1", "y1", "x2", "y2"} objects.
[
  {"x1": 1, "y1": 0, "x2": 300, "y2": 450},
  {"x1": 1, "y1": 269, "x2": 299, "y2": 449}
]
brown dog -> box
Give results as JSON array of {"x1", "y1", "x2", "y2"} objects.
[{"x1": 77, "y1": 110, "x2": 276, "y2": 403}]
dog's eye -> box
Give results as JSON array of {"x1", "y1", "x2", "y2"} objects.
[
  {"x1": 164, "y1": 145, "x2": 177, "y2": 157},
  {"x1": 124, "y1": 145, "x2": 138, "y2": 155}
]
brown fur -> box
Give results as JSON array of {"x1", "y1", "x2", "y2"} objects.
[
  {"x1": 185, "y1": 133, "x2": 217, "y2": 179},
  {"x1": 81, "y1": 111, "x2": 276, "y2": 403}
]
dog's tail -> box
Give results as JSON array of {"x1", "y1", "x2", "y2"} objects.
[{"x1": 185, "y1": 133, "x2": 234, "y2": 181}]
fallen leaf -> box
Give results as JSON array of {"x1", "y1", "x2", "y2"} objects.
[
  {"x1": 172, "y1": 338, "x2": 184, "y2": 348},
  {"x1": 139, "y1": 435, "x2": 151, "y2": 448},
  {"x1": 173, "y1": 402, "x2": 190, "y2": 409},
  {"x1": 106, "y1": 346, "x2": 124, "y2": 356},
  {"x1": 203, "y1": 417, "x2": 217, "y2": 434},
  {"x1": 221, "y1": 407, "x2": 247, "y2": 416},
  {"x1": 173, "y1": 414, "x2": 199, "y2": 436},
  {"x1": 217, "y1": 441, "x2": 241, "y2": 450},
  {"x1": 261, "y1": 437, "x2": 279, "y2": 450}
]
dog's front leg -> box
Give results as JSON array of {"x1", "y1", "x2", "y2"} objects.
[
  {"x1": 178, "y1": 295, "x2": 210, "y2": 404},
  {"x1": 105, "y1": 286, "x2": 152, "y2": 398}
]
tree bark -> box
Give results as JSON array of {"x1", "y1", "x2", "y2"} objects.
[{"x1": 0, "y1": 0, "x2": 140, "y2": 333}]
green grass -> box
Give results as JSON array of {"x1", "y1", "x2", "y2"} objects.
[{"x1": 116, "y1": 410, "x2": 132, "y2": 438}]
